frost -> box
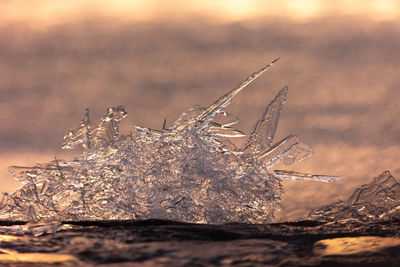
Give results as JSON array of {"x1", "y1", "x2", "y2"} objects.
[
  {"x1": 0, "y1": 59, "x2": 342, "y2": 224},
  {"x1": 309, "y1": 171, "x2": 400, "y2": 222}
]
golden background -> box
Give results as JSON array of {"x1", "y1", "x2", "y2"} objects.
[{"x1": 1, "y1": 0, "x2": 399, "y2": 221}]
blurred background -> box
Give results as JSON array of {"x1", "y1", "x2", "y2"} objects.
[{"x1": 1, "y1": 0, "x2": 399, "y2": 222}]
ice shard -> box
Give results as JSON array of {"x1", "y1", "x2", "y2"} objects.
[
  {"x1": 0, "y1": 59, "x2": 342, "y2": 224},
  {"x1": 244, "y1": 86, "x2": 288, "y2": 154},
  {"x1": 309, "y1": 171, "x2": 400, "y2": 222}
]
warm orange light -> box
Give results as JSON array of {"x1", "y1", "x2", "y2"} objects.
[
  {"x1": 285, "y1": 0, "x2": 321, "y2": 18},
  {"x1": 1, "y1": 0, "x2": 399, "y2": 27},
  {"x1": 314, "y1": 236, "x2": 400, "y2": 256},
  {"x1": 0, "y1": 249, "x2": 77, "y2": 263}
]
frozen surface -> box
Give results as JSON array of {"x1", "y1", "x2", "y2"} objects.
[
  {"x1": 0, "y1": 219, "x2": 399, "y2": 266},
  {"x1": 0, "y1": 59, "x2": 341, "y2": 224},
  {"x1": 310, "y1": 171, "x2": 400, "y2": 222}
]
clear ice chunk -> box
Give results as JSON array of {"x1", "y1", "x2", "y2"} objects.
[
  {"x1": 309, "y1": 171, "x2": 400, "y2": 222},
  {"x1": 62, "y1": 107, "x2": 92, "y2": 150},
  {"x1": 273, "y1": 170, "x2": 343, "y2": 182},
  {"x1": 0, "y1": 59, "x2": 343, "y2": 224},
  {"x1": 244, "y1": 86, "x2": 288, "y2": 154}
]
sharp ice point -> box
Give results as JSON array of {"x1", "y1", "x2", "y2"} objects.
[
  {"x1": 0, "y1": 59, "x2": 353, "y2": 224},
  {"x1": 196, "y1": 58, "x2": 280, "y2": 125}
]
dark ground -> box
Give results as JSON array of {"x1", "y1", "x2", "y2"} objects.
[{"x1": 0, "y1": 219, "x2": 399, "y2": 266}]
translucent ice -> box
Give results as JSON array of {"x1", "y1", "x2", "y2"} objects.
[
  {"x1": 309, "y1": 171, "x2": 400, "y2": 222},
  {"x1": 0, "y1": 59, "x2": 341, "y2": 224}
]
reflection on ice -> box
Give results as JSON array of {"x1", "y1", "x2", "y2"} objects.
[
  {"x1": 0, "y1": 235, "x2": 19, "y2": 242},
  {"x1": 0, "y1": 59, "x2": 343, "y2": 224},
  {"x1": 0, "y1": 249, "x2": 78, "y2": 264},
  {"x1": 313, "y1": 236, "x2": 400, "y2": 256}
]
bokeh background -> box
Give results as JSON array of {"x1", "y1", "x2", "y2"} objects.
[{"x1": 1, "y1": 0, "x2": 399, "y2": 222}]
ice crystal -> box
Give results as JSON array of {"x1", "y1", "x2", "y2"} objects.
[
  {"x1": 0, "y1": 59, "x2": 341, "y2": 224},
  {"x1": 309, "y1": 171, "x2": 400, "y2": 222}
]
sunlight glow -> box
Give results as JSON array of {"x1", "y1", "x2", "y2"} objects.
[
  {"x1": 0, "y1": 1, "x2": 399, "y2": 27},
  {"x1": 0, "y1": 249, "x2": 77, "y2": 263},
  {"x1": 370, "y1": 0, "x2": 400, "y2": 19},
  {"x1": 314, "y1": 236, "x2": 400, "y2": 256},
  {"x1": 286, "y1": 0, "x2": 321, "y2": 18}
]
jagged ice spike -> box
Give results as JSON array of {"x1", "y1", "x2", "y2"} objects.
[
  {"x1": 274, "y1": 170, "x2": 343, "y2": 183},
  {"x1": 0, "y1": 59, "x2": 349, "y2": 225},
  {"x1": 196, "y1": 58, "x2": 280, "y2": 126},
  {"x1": 244, "y1": 86, "x2": 288, "y2": 153}
]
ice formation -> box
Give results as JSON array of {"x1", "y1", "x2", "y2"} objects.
[
  {"x1": 310, "y1": 171, "x2": 400, "y2": 222},
  {"x1": 0, "y1": 59, "x2": 340, "y2": 224}
]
